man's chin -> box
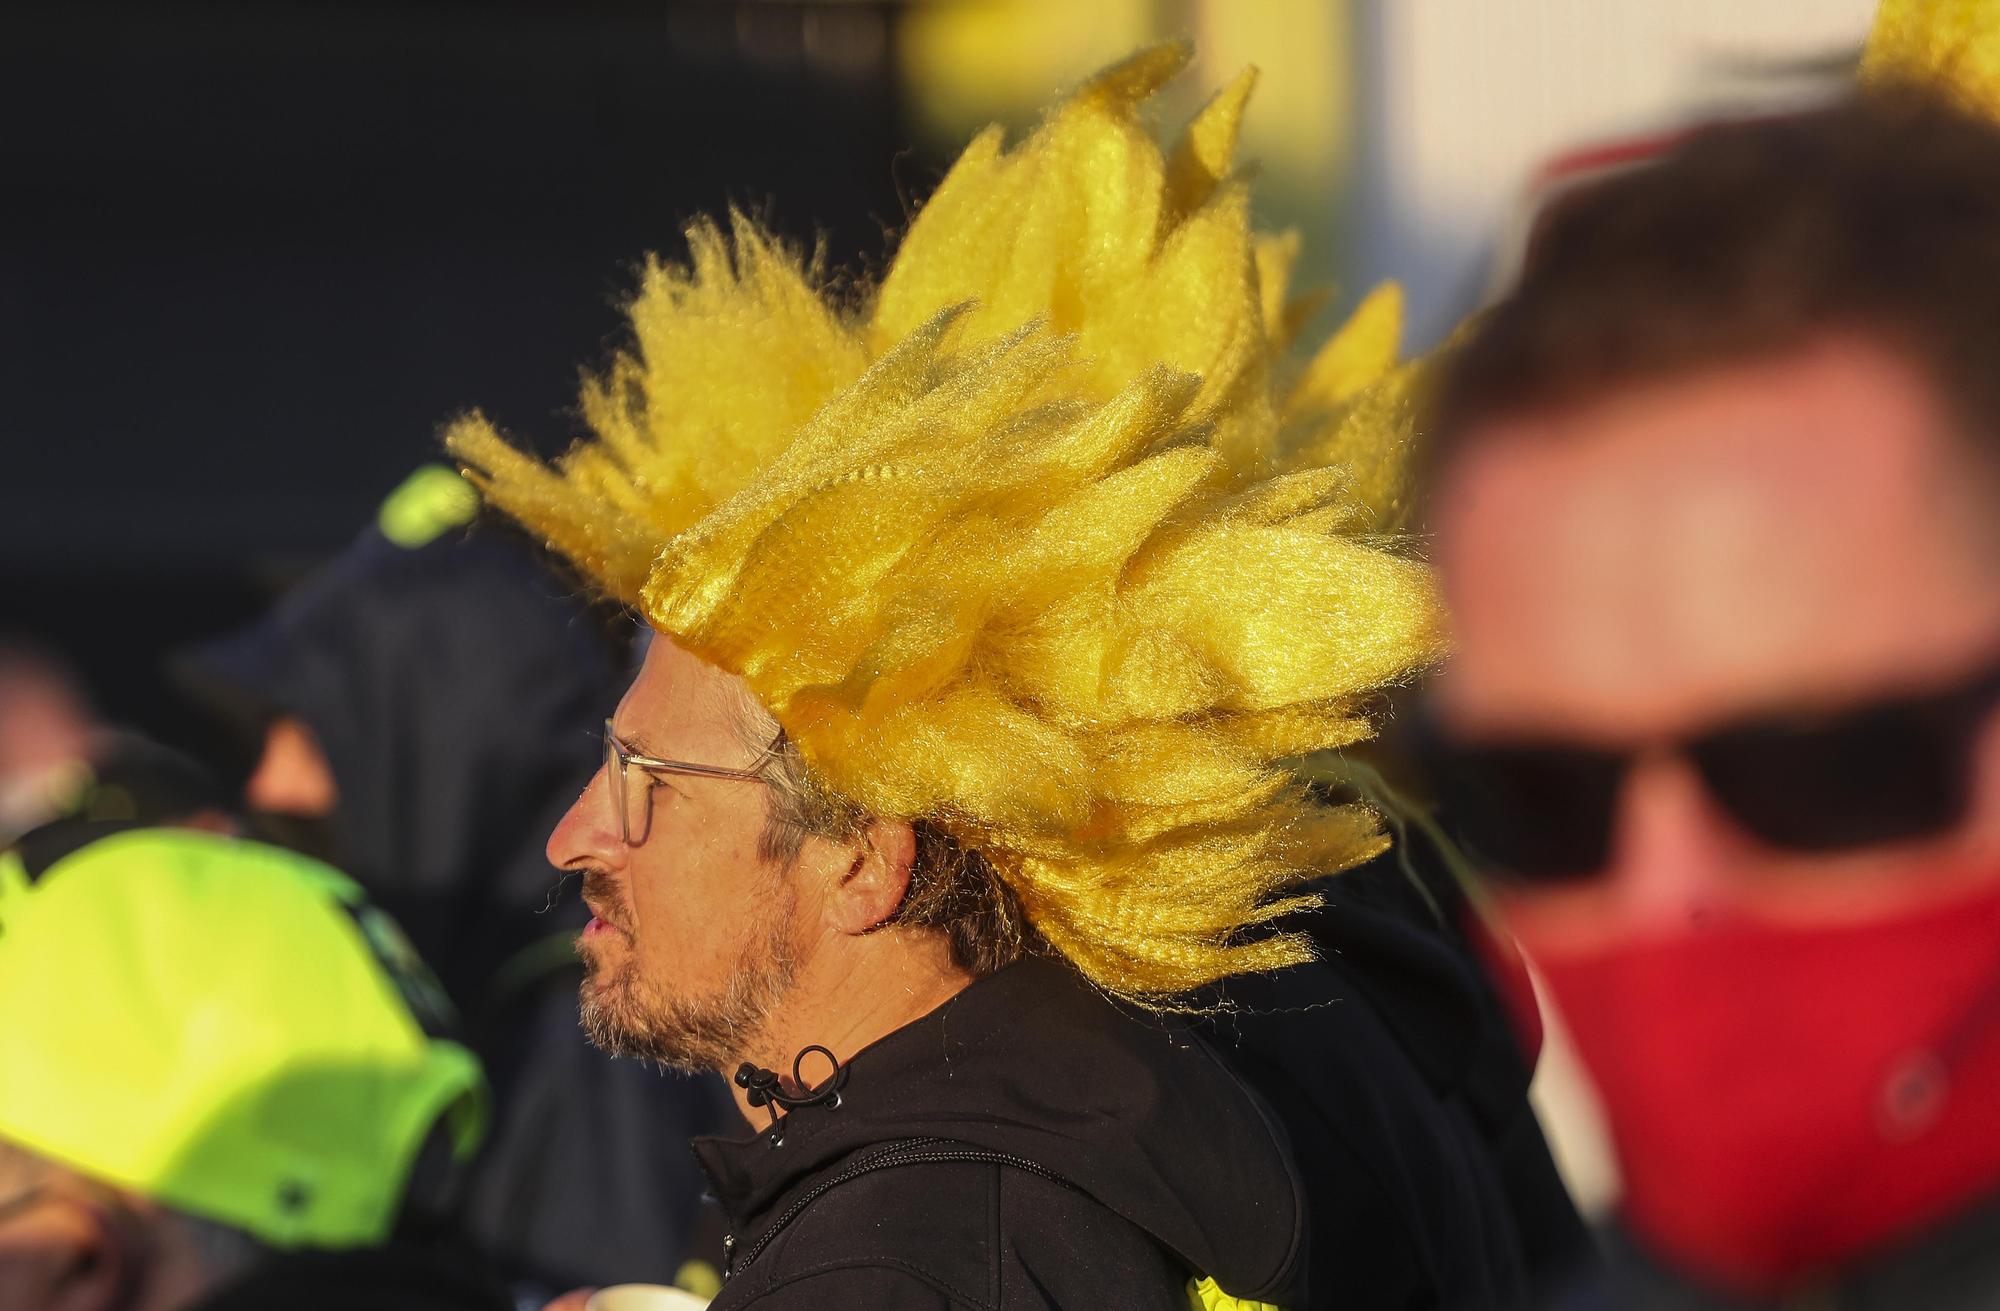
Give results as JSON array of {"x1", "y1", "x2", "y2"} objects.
[
  {"x1": 580, "y1": 964, "x2": 621, "y2": 1007},
  {"x1": 578, "y1": 981, "x2": 717, "y2": 1074},
  {"x1": 578, "y1": 891, "x2": 800, "y2": 1073},
  {"x1": 578, "y1": 975, "x2": 653, "y2": 1054},
  {"x1": 576, "y1": 924, "x2": 629, "y2": 974}
]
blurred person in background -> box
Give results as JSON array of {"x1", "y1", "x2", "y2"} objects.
[
  {"x1": 0, "y1": 643, "x2": 237, "y2": 848},
  {"x1": 454, "y1": 45, "x2": 1580, "y2": 1310},
  {"x1": 174, "y1": 465, "x2": 733, "y2": 1299},
  {"x1": 0, "y1": 645, "x2": 98, "y2": 845},
  {"x1": 175, "y1": 464, "x2": 620, "y2": 1002},
  {"x1": 1421, "y1": 44, "x2": 2000, "y2": 1311},
  {"x1": 0, "y1": 826, "x2": 503, "y2": 1311}
]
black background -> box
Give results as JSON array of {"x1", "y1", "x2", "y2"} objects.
[{"x1": 4, "y1": 1, "x2": 928, "y2": 749}]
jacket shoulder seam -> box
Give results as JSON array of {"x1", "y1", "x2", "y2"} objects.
[{"x1": 1185, "y1": 1029, "x2": 1307, "y2": 1300}]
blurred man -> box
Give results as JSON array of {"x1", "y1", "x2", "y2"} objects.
[
  {"x1": 0, "y1": 640, "x2": 236, "y2": 849},
  {"x1": 177, "y1": 465, "x2": 733, "y2": 1297},
  {"x1": 0, "y1": 645, "x2": 96, "y2": 845},
  {"x1": 0, "y1": 827, "x2": 504, "y2": 1310},
  {"x1": 1424, "y1": 90, "x2": 2000, "y2": 1306},
  {"x1": 177, "y1": 465, "x2": 625, "y2": 1007},
  {"x1": 452, "y1": 45, "x2": 1580, "y2": 1310}
]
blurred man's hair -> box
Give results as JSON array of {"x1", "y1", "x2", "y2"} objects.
[{"x1": 1425, "y1": 92, "x2": 2000, "y2": 499}]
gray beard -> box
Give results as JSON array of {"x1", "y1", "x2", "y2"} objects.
[{"x1": 578, "y1": 885, "x2": 799, "y2": 1075}]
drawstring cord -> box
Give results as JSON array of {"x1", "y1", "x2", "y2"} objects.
[{"x1": 735, "y1": 1044, "x2": 847, "y2": 1146}]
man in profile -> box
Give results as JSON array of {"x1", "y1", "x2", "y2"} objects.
[
  {"x1": 1422, "y1": 83, "x2": 2000, "y2": 1305},
  {"x1": 452, "y1": 43, "x2": 1577, "y2": 1311}
]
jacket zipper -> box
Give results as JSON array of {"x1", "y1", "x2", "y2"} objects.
[{"x1": 725, "y1": 1137, "x2": 1080, "y2": 1280}]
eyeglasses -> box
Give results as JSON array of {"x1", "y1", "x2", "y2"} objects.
[
  {"x1": 602, "y1": 719, "x2": 774, "y2": 847},
  {"x1": 1419, "y1": 655, "x2": 2000, "y2": 884}
]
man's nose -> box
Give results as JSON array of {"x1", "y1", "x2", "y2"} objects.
[
  {"x1": 548, "y1": 765, "x2": 620, "y2": 870},
  {"x1": 1601, "y1": 753, "x2": 1755, "y2": 936}
]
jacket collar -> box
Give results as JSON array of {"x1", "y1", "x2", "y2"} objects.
[{"x1": 691, "y1": 955, "x2": 1306, "y2": 1300}]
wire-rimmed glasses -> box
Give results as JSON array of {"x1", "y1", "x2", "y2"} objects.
[{"x1": 602, "y1": 718, "x2": 773, "y2": 846}]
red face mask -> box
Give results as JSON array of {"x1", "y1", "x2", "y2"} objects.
[{"x1": 1529, "y1": 873, "x2": 2000, "y2": 1295}]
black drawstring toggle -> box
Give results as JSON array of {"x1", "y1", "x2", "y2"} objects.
[{"x1": 735, "y1": 1044, "x2": 847, "y2": 1145}]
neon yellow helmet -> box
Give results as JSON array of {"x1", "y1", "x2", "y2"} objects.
[{"x1": 0, "y1": 827, "x2": 486, "y2": 1249}]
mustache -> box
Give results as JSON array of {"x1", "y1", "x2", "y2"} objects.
[{"x1": 579, "y1": 869, "x2": 633, "y2": 931}]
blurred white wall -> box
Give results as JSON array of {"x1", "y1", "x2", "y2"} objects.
[{"x1": 1353, "y1": 0, "x2": 1879, "y2": 348}]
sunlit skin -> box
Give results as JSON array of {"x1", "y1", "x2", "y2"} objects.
[
  {"x1": 0, "y1": 1151, "x2": 213, "y2": 1311},
  {"x1": 242, "y1": 716, "x2": 337, "y2": 818},
  {"x1": 0, "y1": 659, "x2": 92, "y2": 793},
  {"x1": 545, "y1": 636, "x2": 975, "y2": 1127},
  {"x1": 1431, "y1": 336, "x2": 2000, "y2": 953}
]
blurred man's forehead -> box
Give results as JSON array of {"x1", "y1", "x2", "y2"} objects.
[{"x1": 1433, "y1": 336, "x2": 2000, "y2": 738}]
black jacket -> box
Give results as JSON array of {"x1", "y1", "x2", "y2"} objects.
[
  {"x1": 697, "y1": 956, "x2": 1308, "y2": 1310},
  {"x1": 697, "y1": 861, "x2": 1587, "y2": 1311},
  {"x1": 1198, "y1": 858, "x2": 1589, "y2": 1308}
]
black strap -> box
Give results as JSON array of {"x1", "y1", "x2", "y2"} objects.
[{"x1": 9, "y1": 817, "x2": 146, "y2": 884}]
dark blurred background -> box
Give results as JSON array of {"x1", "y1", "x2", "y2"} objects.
[
  {"x1": 4, "y1": 1, "x2": 924, "y2": 755},
  {"x1": 0, "y1": 0, "x2": 1877, "y2": 805}
]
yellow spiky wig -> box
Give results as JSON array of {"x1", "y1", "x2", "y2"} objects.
[
  {"x1": 447, "y1": 44, "x2": 1445, "y2": 1002},
  {"x1": 1864, "y1": 0, "x2": 2000, "y2": 114}
]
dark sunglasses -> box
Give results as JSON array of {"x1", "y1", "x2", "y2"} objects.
[{"x1": 1418, "y1": 655, "x2": 2000, "y2": 884}]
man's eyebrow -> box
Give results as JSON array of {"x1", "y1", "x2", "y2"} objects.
[{"x1": 620, "y1": 730, "x2": 664, "y2": 759}]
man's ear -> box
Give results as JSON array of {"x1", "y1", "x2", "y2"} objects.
[{"x1": 823, "y1": 820, "x2": 917, "y2": 936}]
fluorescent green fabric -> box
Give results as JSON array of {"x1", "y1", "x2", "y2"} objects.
[
  {"x1": 1186, "y1": 1275, "x2": 1285, "y2": 1311},
  {"x1": 0, "y1": 829, "x2": 485, "y2": 1248},
  {"x1": 0, "y1": 848, "x2": 28, "y2": 928},
  {"x1": 376, "y1": 464, "x2": 479, "y2": 549}
]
